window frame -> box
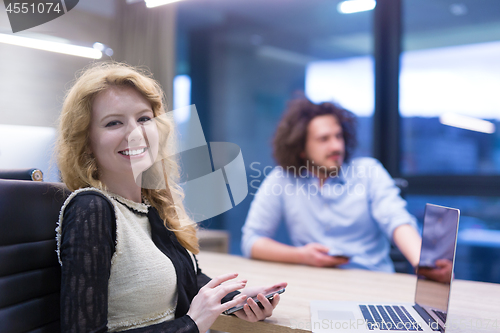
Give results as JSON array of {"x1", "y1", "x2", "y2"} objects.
[{"x1": 373, "y1": 0, "x2": 500, "y2": 198}]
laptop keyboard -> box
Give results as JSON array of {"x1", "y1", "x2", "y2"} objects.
[
  {"x1": 432, "y1": 310, "x2": 447, "y2": 322},
  {"x1": 359, "y1": 305, "x2": 423, "y2": 331}
]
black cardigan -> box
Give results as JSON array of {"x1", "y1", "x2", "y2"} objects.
[{"x1": 59, "y1": 191, "x2": 238, "y2": 333}]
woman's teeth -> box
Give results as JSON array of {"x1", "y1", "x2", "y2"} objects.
[{"x1": 120, "y1": 148, "x2": 146, "y2": 156}]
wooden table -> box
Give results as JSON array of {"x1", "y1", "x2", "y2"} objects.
[{"x1": 197, "y1": 252, "x2": 500, "y2": 333}]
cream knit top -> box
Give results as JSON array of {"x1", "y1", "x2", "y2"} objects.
[{"x1": 57, "y1": 188, "x2": 179, "y2": 332}]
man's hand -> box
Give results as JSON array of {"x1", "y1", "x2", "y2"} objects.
[
  {"x1": 250, "y1": 238, "x2": 348, "y2": 266},
  {"x1": 417, "y1": 259, "x2": 453, "y2": 284},
  {"x1": 297, "y1": 243, "x2": 349, "y2": 267},
  {"x1": 393, "y1": 224, "x2": 422, "y2": 268}
]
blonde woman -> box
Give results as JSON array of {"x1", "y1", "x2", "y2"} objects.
[{"x1": 56, "y1": 62, "x2": 286, "y2": 332}]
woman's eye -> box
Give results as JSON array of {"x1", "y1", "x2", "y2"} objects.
[
  {"x1": 105, "y1": 121, "x2": 121, "y2": 127},
  {"x1": 138, "y1": 116, "x2": 152, "y2": 123}
]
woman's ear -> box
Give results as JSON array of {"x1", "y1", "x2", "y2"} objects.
[
  {"x1": 85, "y1": 134, "x2": 93, "y2": 154},
  {"x1": 85, "y1": 143, "x2": 93, "y2": 156}
]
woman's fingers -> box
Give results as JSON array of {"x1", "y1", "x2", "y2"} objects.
[
  {"x1": 202, "y1": 272, "x2": 248, "y2": 302},
  {"x1": 254, "y1": 294, "x2": 271, "y2": 313},
  {"x1": 241, "y1": 295, "x2": 271, "y2": 320},
  {"x1": 263, "y1": 282, "x2": 287, "y2": 294},
  {"x1": 204, "y1": 273, "x2": 248, "y2": 301},
  {"x1": 230, "y1": 282, "x2": 286, "y2": 323},
  {"x1": 205, "y1": 273, "x2": 239, "y2": 288},
  {"x1": 243, "y1": 303, "x2": 258, "y2": 322},
  {"x1": 223, "y1": 294, "x2": 248, "y2": 311},
  {"x1": 258, "y1": 294, "x2": 278, "y2": 317},
  {"x1": 215, "y1": 280, "x2": 247, "y2": 299},
  {"x1": 270, "y1": 293, "x2": 281, "y2": 308},
  {"x1": 233, "y1": 292, "x2": 281, "y2": 321},
  {"x1": 247, "y1": 294, "x2": 269, "y2": 320}
]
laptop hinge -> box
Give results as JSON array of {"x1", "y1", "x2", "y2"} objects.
[{"x1": 413, "y1": 304, "x2": 442, "y2": 332}]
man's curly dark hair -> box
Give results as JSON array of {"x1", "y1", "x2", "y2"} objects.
[{"x1": 273, "y1": 98, "x2": 357, "y2": 171}]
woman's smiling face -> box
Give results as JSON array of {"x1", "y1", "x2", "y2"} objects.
[{"x1": 89, "y1": 85, "x2": 159, "y2": 187}]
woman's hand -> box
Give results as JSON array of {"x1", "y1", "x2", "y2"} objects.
[
  {"x1": 187, "y1": 273, "x2": 248, "y2": 333},
  {"x1": 234, "y1": 282, "x2": 288, "y2": 322}
]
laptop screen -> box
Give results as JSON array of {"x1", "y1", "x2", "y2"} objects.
[{"x1": 414, "y1": 204, "x2": 460, "y2": 314}]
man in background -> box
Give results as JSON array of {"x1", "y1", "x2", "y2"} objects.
[{"x1": 241, "y1": 98, "x2": 422, "y2": 272}]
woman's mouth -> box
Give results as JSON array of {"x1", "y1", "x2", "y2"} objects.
[{"x1": 119, "y1": 147, "x2": 147, "y2": 156}]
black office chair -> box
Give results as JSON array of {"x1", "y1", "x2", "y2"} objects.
[{"x1": 0, "y1": 179, "x2": 69, "y2": 333}]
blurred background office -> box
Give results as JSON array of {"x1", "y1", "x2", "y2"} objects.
[{"x1": 0, "y1": 0, "x2": 499, "y2": 283}]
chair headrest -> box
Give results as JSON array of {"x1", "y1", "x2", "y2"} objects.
[
  {"x1": 0, "y1": 168, "x2": 44, "y2": 181},
  {"x1": 0, "y1": 179, "x2": 70, "y2": 246}
]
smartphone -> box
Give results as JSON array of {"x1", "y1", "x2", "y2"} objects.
[
  {"x1": 328, "y1": 249, "x2": 350, "y2": 260},
  {"x1": 223, "y1": 287, "x2": 285, "y2": 315},
  {"x1": 417, "y1": 265, "x2": 437, "y2": 270}
]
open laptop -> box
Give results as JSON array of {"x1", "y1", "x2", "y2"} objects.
[{"x1": 310, "y1": 204, "x2": 460, "y2": 332}]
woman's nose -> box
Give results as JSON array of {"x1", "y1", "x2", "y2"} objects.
[{"x1": 126, "y1": 122, "x2": 144, "y2": 144}]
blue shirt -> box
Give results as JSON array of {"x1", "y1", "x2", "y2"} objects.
[{"x1": 241, "y1": 157, "x2": 417, "y2": 272}]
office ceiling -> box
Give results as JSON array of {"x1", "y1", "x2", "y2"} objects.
[
  {"x1": 71, "y1": 0, "x2": 500, "y2": 59},
  {"x1": 175, "y1": 0, "x2": 500, "y2": 59}
]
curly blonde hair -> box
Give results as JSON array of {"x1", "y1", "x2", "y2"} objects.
[{"x1": 57, "y1": 62, "x2": 199, "y2": 253}]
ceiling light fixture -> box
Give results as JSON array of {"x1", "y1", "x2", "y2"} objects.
[
  {"x1": 337, "y1": 0, "x2": 376, "y2": 14},
  {"x1": 440, "y1": 113, "x2": 495, "y2": 134},
  {"x1": 450, "y1": 3, "x2": 468, "y2": 16},
  {"x1": 145, "y1": 0, "x2": 183, "y2": 8},
  {"x1": 0, "y1": 33, "x2": 102, "y2": 59}
]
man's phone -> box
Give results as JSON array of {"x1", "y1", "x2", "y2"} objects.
[
  {"x1": 223, "y1": 287, "x2": 285, "y2": 315},
  {"x1": 328, "y1": 249, "x2": 350, "y2": 260},
  {"x1": 418, "y1": 265, "x2": 437, "y2": 270}
]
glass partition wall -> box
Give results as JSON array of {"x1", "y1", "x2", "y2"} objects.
[
  {"x1": 401, "y1": 0, "x2": 500, "y2": 283},
  {"x1": 175, "y1": 0, "x2": 374, "y2": 252},
  {"x1": 176, "y1": 0, "x2": 500, "y2": 283}
]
